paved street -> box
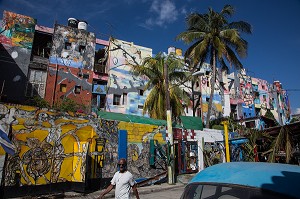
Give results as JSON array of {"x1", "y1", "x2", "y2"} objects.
[
  {"x1": 134, "y1": 186, "x2": 185, "y2": 199},
  {"x1": 65, "y1": 183, "x2": 186, "y2": 199}
]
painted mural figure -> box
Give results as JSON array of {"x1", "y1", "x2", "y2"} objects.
[{"x1": 99, "y1": 158, "x2": 140, "y2": 199}]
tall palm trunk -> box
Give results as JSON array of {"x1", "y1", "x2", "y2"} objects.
[{"x1": 205, "y1": 50, "x2": 216, "y2": 128}]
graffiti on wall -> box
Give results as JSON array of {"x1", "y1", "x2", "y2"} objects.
[
  {"x1": 0, "y1": 103, "x2": 167, "y2": 189},
  {"x1": 47, "y1": 66, "x2": 92, "y2": 104},
  {"x1": 239, "y1": 74, "x2": 253, "y2": 107},
  {"x1": 98, "y1": 118, "x2": 166, "y2": 178},
  {"x1": 106, "y1": 39, "x2": 152, "y2": 116},
  {"x1": 49, "y1": 24, "x2": 95, "y2": 70},
  {"x1": 200, "y1": 69, "x2": 224, "y2": 120},
  {"x1": 0, "y1": 11, "x2": 35, "y2": 49},
  {"x1": 0, "y1": 104, "x2": 99, "y2": 186},
  {"x1": 0, "y1": 11, "x2": 37, "y2": 102},
  {"x1": 203, "y1": 142, "x2": 224, "y2": 168}
]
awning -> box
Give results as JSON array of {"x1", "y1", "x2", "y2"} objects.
[
  {"x1": 97, "y1": 111, "x2": 167, "y2": 126},
  {"x1": 180, "y1": 116, "x2": 203, "y2": 130}
]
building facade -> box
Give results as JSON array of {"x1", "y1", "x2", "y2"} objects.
[{"x1": 0, "y1": 10, "x2": 291, "y2": 126}]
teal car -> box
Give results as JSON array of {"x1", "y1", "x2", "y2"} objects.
[{"x1": 180, "y1": 162, "x2": 300, "y2": 199}]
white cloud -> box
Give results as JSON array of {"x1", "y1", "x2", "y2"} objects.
[
  {"x1": 294, "y1": 108, "x2": 300, "y2": 114},
  {"x1": 145, "y1": 0, "x2": 178, "y2": 27}
]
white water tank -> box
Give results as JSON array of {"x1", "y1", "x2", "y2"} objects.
[
  {"x1": 168, "y1": 46, "x2": 175, "y2": 55},
  {"x1": 78, "y1": 21, "x2": 88, "y2": 31}
]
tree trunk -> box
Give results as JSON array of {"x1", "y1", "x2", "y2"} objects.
[{"x1": 205, "y1": 51, "x2": 216, "y2": 128}]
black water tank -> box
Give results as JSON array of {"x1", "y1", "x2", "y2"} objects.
[{"x1": 68, "y1": 18, "x2": 78, "y2": 28}]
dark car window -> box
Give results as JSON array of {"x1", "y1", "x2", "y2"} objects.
[{"x1": 180, "y1": 183, "x2": 294, "y2": 199}]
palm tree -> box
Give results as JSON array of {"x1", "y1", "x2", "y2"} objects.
[
  {"x1": 266, "y1": 126, "x2": 294, "y2": 163},
  {"x1": 177, "y1": 5, "x2": 252, "y2": 128},
  {"x1": 131, "y1": 52, "x2": 189, "y2": 120}
]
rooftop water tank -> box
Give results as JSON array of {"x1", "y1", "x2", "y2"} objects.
[
  {"x1": 68, "y1": 18, "x2": 78, "y2": 28},
  {"x1": 78, "y1": 21, "x2": 88, "y2": 31},
  {"x1": 168, "y1": 46, "x2": 175, "y2": 55},
  {"x1": 175, "y1": 48, "x2": 182, "y2": 56}
]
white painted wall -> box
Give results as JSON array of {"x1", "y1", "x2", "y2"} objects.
[{"x1": 193, "y1": 128, "x2": 225, "y2": 171}]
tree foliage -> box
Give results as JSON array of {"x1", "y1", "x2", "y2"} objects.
[
  {"x1": 177, "y1": 5, "x2": 252, "y2": 128},
  {"x1": 131, "y1": 52, "x2": 190, "y2": 120}
]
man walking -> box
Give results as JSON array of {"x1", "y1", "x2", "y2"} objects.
[{"x1": 99, "y1": 158, "x2": 140, "y2": 199}]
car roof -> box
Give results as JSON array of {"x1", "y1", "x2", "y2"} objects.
[{"x1": 189, "y1": 162, "x2": 300, "y2": 198}]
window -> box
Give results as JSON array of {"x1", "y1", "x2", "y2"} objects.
[
  {"x1": 122, "y1": 93, "x2": 127, "y2": 105},
  {"x1": 138, "y1": 105, "x2": 143, "y2": 109},
  {"x1": 100, "y1": 94, "x2": 106, "y2": 108},
  {"x1": 113, "y1": 94, "x2": 121, "y2": 105},
  {"x1": 75, "y1": 86, "x2": 81, "y2": 94},
  {"x1": 83, "y1": 74, "x2": 89, "y2": 79},
  {"x1": 60, "y1": 84, "x2": 67, "y2": 92},
  {"x1": 64, "y1": 42, "x2": 71, "y2": 50},
  {"x1": 91, "y1": 94, "x2": 98, "y2": 106},
  {"x1": 139, "y1": 89, "x2": 144, "y2": 96},
  {"x1": 79, "y1": 45, "x2": 85, "y2": 54}
]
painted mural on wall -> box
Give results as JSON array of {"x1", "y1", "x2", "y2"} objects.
[
  {"x1": 106, "y1": 38, "x2": 152, "y2": 116},
  {"x1": 0, "y1": 11, "x2": 36, "y2": 103},
  {"x1": 0, "y1": 103, "x2": 99, "y2": 186},
  {"x1": 0, "y1": 10, "x2": 35, "y2": 73},
  {"x1": 98, "y1": 118, "x2": 166, "y2": 178},
  {"x1": 0, "y1": 11, "x2": 35, "y2": 49},
  {"x1": 49, "y1": 24, "x2": 95, "y2": 70},
  {"x1": 203, "y1": 142, "x2": 224, "y2": 168},
  {"x1": 0, "y1": 103, "x2": 167, "y2": 188},
  {"x1": 46, "y1": 66, "x2": 93, "y2": 103},
  {"x1": 238, "y1": 73, "x2": 256, "y2": 118},
  {"x1": 200, "y1": 65, "x2": 224, "y2": 121}
]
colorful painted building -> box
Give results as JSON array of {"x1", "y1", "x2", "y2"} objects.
[
  {"x1": 227, "y1": 70, "x2": 290, "y2": 127},
  {"x1": 0, "y1": 103, "x2": 167, "y2": 197},
  {"x1": 0, "y1": 11, "x2": 36, "y2": 103},
  {"x1": 105, "y1": 38, "x2": 152, "y2": 115},
  {"x1": 0, "y1": 103, "x2": 203, "y2": 197}
]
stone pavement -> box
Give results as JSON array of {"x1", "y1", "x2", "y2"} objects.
[{"x1": 64, "y1": 182, "x2": 186, "y2": 199}]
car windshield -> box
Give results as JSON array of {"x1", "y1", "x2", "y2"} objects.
[{"x1": 180, "y1": 183, "x2": 294, "y2": 199}]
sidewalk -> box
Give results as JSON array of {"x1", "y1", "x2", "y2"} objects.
[{"x1": 64, "y1": 183, "x2": 186, "y2": 199}]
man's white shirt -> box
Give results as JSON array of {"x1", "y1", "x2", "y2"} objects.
[{"x1": 111, "y1": 171, "x2": 135, "y2": 199}]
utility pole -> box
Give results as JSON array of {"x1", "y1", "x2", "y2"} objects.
[{"x1": 164, "y1": 63, "x2": 175, "y2": 184}]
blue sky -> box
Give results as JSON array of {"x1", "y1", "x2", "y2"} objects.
[{"x1": 1, "y1": 0, "x2": 300, "y2": 114}]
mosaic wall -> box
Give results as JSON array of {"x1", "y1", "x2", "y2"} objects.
[
  {"x1": 0, "y1": 11, "x2": 36, "y2": 102},
  {"x1": 0, "y1": 103, "x2": 167, "y2": 188},
  {"x1": 49, "y1": 24, "x2": 95, "y2": 70},
  {"x1": 106, "y1": 39, "x2": 152, "y2": 116}
]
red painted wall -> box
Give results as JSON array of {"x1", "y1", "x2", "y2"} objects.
[{"x1": 45, "y1": 64, "x2": 93, "y2": 110}]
